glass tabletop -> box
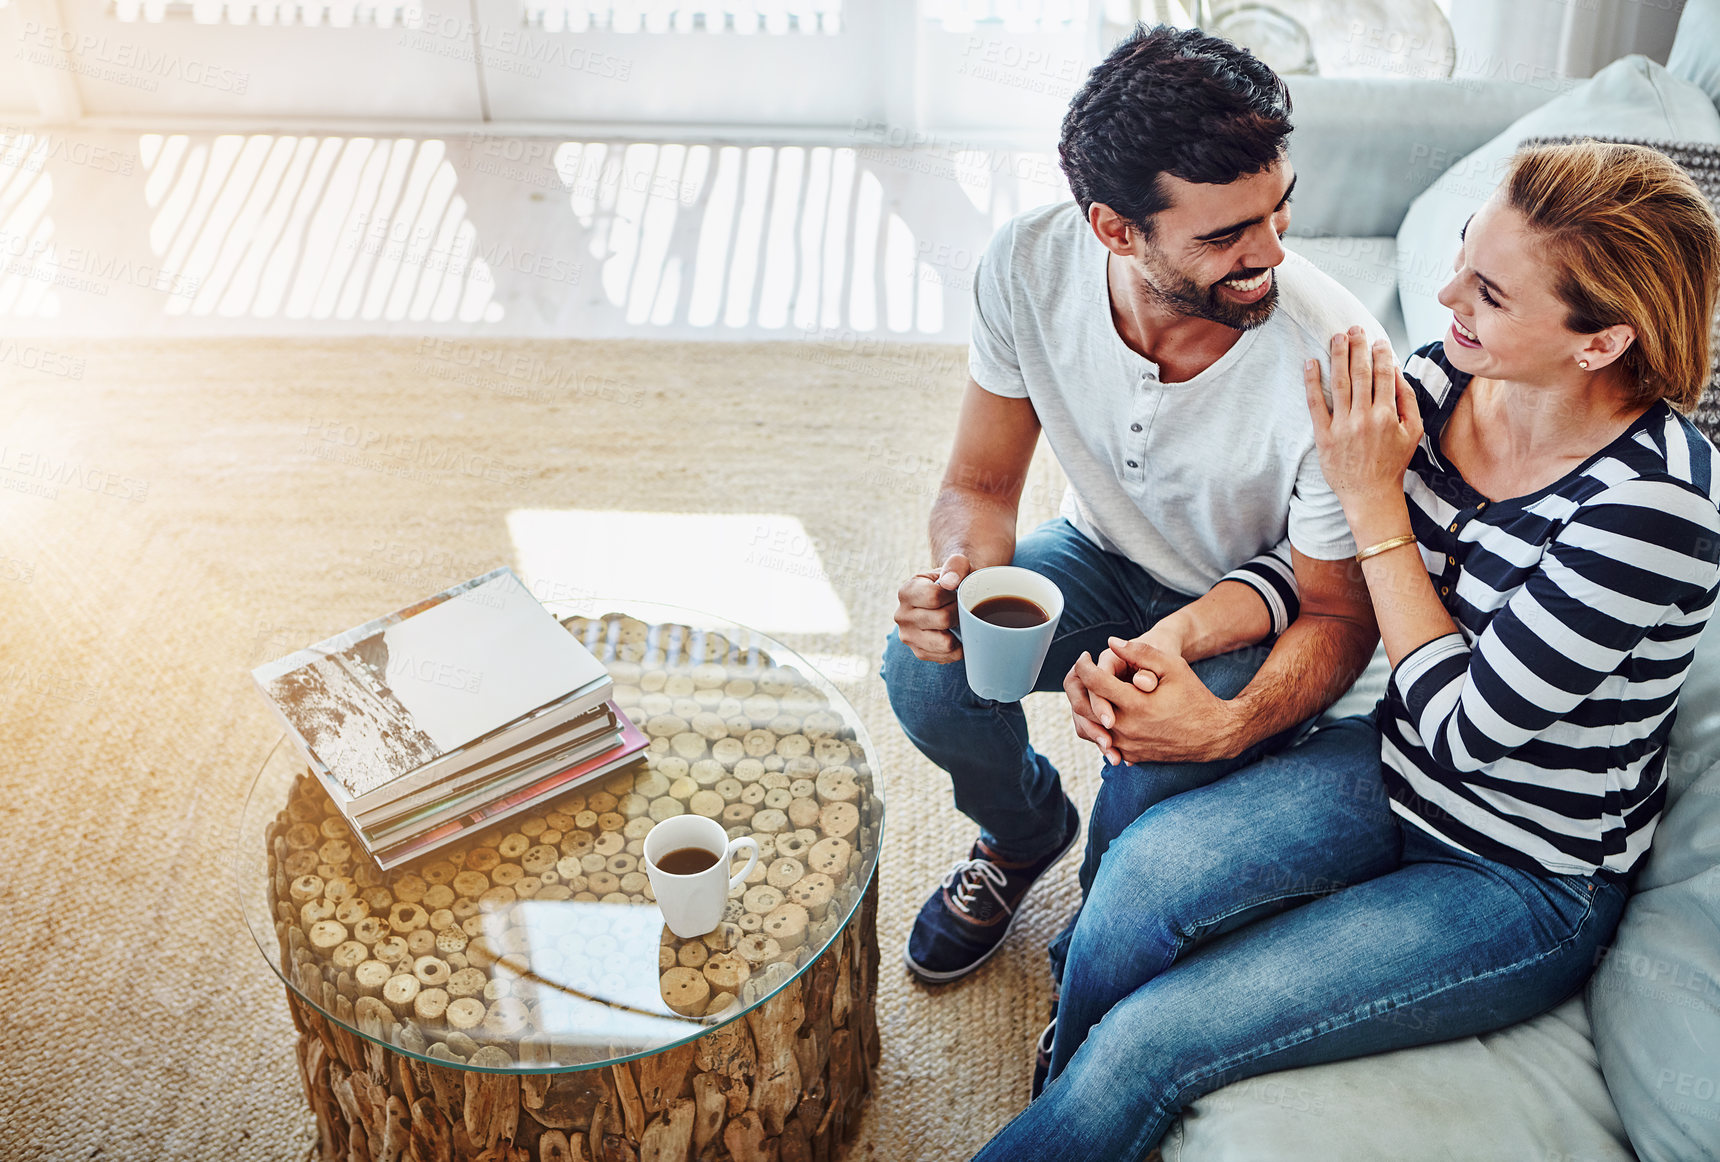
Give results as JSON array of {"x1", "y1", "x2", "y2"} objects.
[{"x1": 237, "y1": 599, "x2": 884, "y2": 1074}]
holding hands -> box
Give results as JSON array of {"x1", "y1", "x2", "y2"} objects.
[
  {"x1": 1304, "y1": 327, "x2": 1423, "y2": 519},
  {"x1": 1066, "y1": 627, "x2": 1177, "y2": 764},
  {"x1": 1065, "y1": 627, "x2": 1238, "y2": 766}
]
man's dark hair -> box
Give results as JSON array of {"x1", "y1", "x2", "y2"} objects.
[{"x1": 1059, "y1": 24, "x2": 1292, "y2": 236}]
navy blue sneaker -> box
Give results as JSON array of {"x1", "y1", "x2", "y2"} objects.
[{"x1": 903, "y1": 795, "x2": 1080, "y2": 984}]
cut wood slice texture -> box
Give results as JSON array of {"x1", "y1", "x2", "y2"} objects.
[
  {"x1": 814, "y1": 767, "x2": 859, "y2": 803},
  {"x1": 702, "y1": 952, "x2": 750, "y2": 993},
  {"x1": 742, "y1": 885, "x2": 783, "y2": 915},
  {"x1": 308, "y1": 920, "x2": 348, "y2": 952},
  {"x1": 761, "y1": 903, "x2": 809, "y2": 950},
  {"x1": 787, "y1": 797, "x2": 822, "y2": 829},
  {"x1": 818, "y1": 802, "x2": 859, "y2": 841},
  {"x1": 734, "y1": 933, "x2": 781, "y2": 967},
  {"x1": 660, "y1": 966, "x2": 711, "y2": 1016},
  {"x1": 355, "y1": 959, "x2": 394, "y2": 999},
  {"x1": 446, "y1": 997, "x2": 486, "y2": 1031},
  {"x1": 765, "y1": 858, "x2": 804, "y2": 889},
  {"x1": 807, "y1": 838, "x2": 851, "y2": 882},
  {"x1": 786, "y1": 874, "x2": 835, "y2": 920},
  {"x1": 413, "y1": 987, "x2": 449, "y2": 1024}
]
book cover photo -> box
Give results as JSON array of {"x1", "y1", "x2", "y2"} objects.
[{"x1": 252, "y1": 567, "x2": 608, "y2": 801}]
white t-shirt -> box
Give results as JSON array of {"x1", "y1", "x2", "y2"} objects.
[{"x1": 969, "y1": 201, "x2": 1390, "y2": 605}]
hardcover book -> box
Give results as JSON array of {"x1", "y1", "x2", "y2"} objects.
[
  {"x1": 370, "y1": 709, "x2": 649, "y2": 869},
  {"x1": 348, "y1": 702, "x2": 618, "y2": 829},
  {"x1": 251, "y1": 567, "x2": 611, "y2": 808}
]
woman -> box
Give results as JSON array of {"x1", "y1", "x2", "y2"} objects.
[{"x1": 973, "y1": 140, "x2": 1720, "y2": 1161}]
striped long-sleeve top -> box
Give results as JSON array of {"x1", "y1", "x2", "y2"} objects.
[
  {"x1": 1381, "y1": 343, "x2": 1720, "y2": 877},
  {"x1": 1219, "y1": 542, "x2": 1299, "y2": 636}
]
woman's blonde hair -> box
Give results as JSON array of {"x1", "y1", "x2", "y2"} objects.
[{"x1": 1506, "y1": 140, "x2": 1720, "y2": 411}]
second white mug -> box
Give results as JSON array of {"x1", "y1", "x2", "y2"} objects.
[{"x1": 643, "y1": 814, "x2": 760, "y2": 939}]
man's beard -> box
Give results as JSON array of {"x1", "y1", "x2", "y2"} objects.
[{"x1": 1140, "y1": 250, "x2": 1279, "y2": 331}]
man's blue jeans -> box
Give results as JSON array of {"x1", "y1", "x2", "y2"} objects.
[
  {"x1": 970, "y1": 714, "x2": 1631, "y2": 1162},
  {"x1": 881, "y1": 519, "x2": 1288, "y2": 922}
]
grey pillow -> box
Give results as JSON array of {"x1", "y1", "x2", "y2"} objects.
[
  {"x1": 1587, "y1": 750, "x2": 1720, "y2": 1162},
  {"x1": 1668, "y1": 0, "x2": 1720, "y2": 115}
]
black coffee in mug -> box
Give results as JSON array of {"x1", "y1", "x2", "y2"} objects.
[
  {"x1": 656, "y1": 846, "x2": 720, "y2": 875},
  {"x1": 972, "y1": 595, "x2": 1050, "y2": 628}
]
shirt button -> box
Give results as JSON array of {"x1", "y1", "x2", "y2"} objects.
[
  {"x1": 1126, "y1": 460, "x2": 1138, "y2": 468},
  {"x1": 1447, "y1": 555, "x2": 1456, "y2": 565},
  {"x1": 1448, "y1": 522, "x2": 1459, "y2": 532},
  {"x1": 1130, "y1": 423, "x2": 1142, "y2": 432},
  {"x1": 1441, "y1": 586, "x2": 1450, "y2": 596}
]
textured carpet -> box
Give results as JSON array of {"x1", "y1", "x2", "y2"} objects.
[{"x1": 0, "y1": 337, "x2": 1100, "y2": 1161}]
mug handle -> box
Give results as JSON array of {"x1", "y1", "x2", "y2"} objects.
[{"x1": 726, "y1": 837, "x2": 760, "y2": 891}]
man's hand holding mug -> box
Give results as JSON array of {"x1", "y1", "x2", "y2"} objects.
[{"x1": 894, "y1": 552, "x2": 974, "y2": 663}]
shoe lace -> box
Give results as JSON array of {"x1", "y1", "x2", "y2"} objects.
[{"x1": 941, "y1": 856, "x2": 1010, "y2": 916}]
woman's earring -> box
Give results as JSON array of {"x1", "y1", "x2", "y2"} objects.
[{"x1": 1578, "y1": 359, "x2": 1590, "y2": 370}]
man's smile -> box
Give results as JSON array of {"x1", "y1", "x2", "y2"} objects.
[{"x1": 1217, "y1": 268, "x2": 1273, "y2": 302}]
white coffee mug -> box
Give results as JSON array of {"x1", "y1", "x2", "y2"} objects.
[
  {"x1": 643, "y1": 815, "x2": 760, "y2": 938},
  {"x1": 954, "y1": 565, "x2": 1066, "y2": 703}
]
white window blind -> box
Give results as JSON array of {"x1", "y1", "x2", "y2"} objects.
[
  {"x1": 0, "y1": 133, "x2": 60, "y2": 320},
  {"x1": 521, "y1": 1, "x2": 842, "y2": 34},
  {"x1": 110, "y1": 0, "x2": 422, "y2": 25},
  {"x1": 111, "y1": 0, "x2": 842, "y2": 30},
  {"x1": 925, "y1": 0, "x2": 1088, "y2": 33}
]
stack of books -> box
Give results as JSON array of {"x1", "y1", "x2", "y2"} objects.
[{"x1": 252, "y1": 567, "x2": 646, "y2": 868}]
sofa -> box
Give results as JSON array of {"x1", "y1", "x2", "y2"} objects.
[{"x1": 1163, "y1": 3, "x2": 1720, "y2": 1160}]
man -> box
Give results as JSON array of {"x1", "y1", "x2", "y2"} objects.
[{"x1": 882, "y1": 24, "x2": 1388, "y2": 989}]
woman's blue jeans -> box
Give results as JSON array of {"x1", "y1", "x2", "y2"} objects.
[
  {"x1": 971, "y1": 714, "x2": 1630, "y2": 1162},
  {"x1": 881, "y1": 517, "x2": 1287, "y2": 902}
]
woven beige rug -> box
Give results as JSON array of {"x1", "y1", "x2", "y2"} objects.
[{"x1": 0, "y1": 337, "x2": 1103, "y2": 1161}]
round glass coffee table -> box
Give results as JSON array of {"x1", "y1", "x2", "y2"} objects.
[{"x1": 238, "y1": 601, "x2": 884, "y2": 1162}]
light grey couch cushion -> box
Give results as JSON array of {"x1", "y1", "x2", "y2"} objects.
[
  {"x1": 1668, "y1": 0, "x2": 1720, "y2": 114},
  {"x1": 1163, "y1": 996, "x2": 1634, "y2": 1162},
  {"x1": 1394, "y1": 54, "x2": 1720, "y2": 348},
  {"x1": 1587, "y1": 611, "x2": 1720, "y2": 1162},
  {"x1": 1588, "y1": 752, "x2": 1720, "y2": 1162},
  {"x1": 1666, "y1": 615, "x2": 1720, "y2": 803}
]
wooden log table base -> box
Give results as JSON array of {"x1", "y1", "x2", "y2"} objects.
[{"x1": 288, "y1": 879, "x2": 879, "y2": 1162}]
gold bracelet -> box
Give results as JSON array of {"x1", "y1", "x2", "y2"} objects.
[{"x1": 1354, "y1": 533, "x2": 1419, "y2": 563}]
